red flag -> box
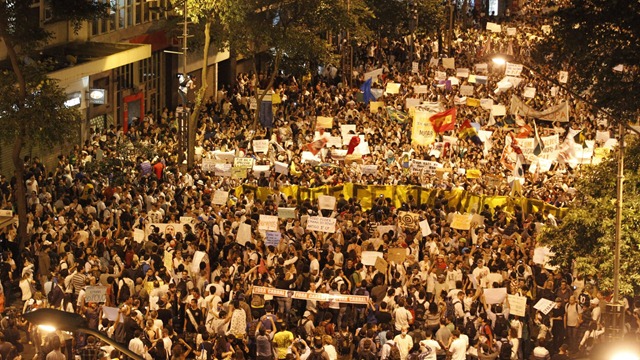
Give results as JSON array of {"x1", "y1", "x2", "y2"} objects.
[
  {"x1": 346, "y1": 136, "x2": 360, "y2": 155},
  {"x1": 430, "y1": 108, "x2": 457, "y2": 134},
  {"x1": 516, "y1": 124, "x2": 533, "y2": 138},
  {"x1": 305, "y1": 138, "x2": 327, "y2": 155}
]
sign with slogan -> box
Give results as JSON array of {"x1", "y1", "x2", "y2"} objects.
[
  {"x1": 414, "y1": 85, "x2": 429, "y2": 94},
  {"x1": 213, "y1": 150, "x2": 235, "y2": 163},
  {"x1": 442, "y1": 58, "x2": 455, "y2": 69},
  {"x1": 420, "y1": 219, "x2": 432, "y2": 236},
  {"x1": 429, "y1": 57, "x2": 439, "y2": 67},
  {"x1": 278, "y1": 207, "x2": 296, "y2": 219},
  {"x1": 412, "y1": 61, "x2": 419, "y2": 73},
  {"x1": 375, "y1": 257, "x2": 388, "y2": 273},
  {"x1": 180, "y1": 216, "x2": 195, "y2": 224},
  {"x1": 306, "y1": 216, "x2": 337, "y2": 233},
  {"x1": 327, "y1": 136, "x2": 342, "y2": 148},
  {"x1": 361, "y1": 165, "x2": 378, "y2": 175},
  {"x1": 265, "y1": 231, "x2": 281, "y2": 247},
  {"x1": 258, "y1": 215, "x2": 279, "y2": 231},
  {"x1": 523, "y1": 87, "x2": 536, "y2": 99},
  {"x1": 214, "y1": 163, "x2": 232, "y2": 177},
  {"x1": 450, "y1": 213, "x2": 472, "y2": 230},
  {"x1": 133, "y1": 228, "x2": 145, "y2": 243},
  {"x1": 274, "y1": 161, "x2": 289, "y2": 175},
  {"x1": 456, "y1": 68, "x2": 470, "y2": 78},
  {"x1": 236, "y1": 223, "x2": 252, "y2": 245},
  {"x1": 316, "y1": 116, "x2": 333, "y2": 129},
  {"x1": 388, "y1": 248, "x2": 407, "y2": 263},
  {"x1": 212, "y1": 190, "x2": 229, "y2": 205},
  {"x1": 534, "y1": 298, "x2": 556, "y2": 315},
  {"x1": 411, "y1": 110, "x2": 436, "y2": 146},
  {"x1": 85, "y1": 286, "x2": 107, "y2": 303},
  {"x1": 201, "y1": 158, "x2": 217, "y2": 172},
  {"x1": 252, "y1": 139, "x2": 269, "y2": 154},
  {"x1": 386, "y1": 82, "x2": 401, "y2": 94},
  {"x1": 231, "y1": 167, "x2": 247, "y2": 180},
  {"x1": 505, "y1": 63, "x2": 523, "y2": 77},
  {"x1": 507, "y1": 27, "x2": 517, "y2": 36},
  {"x1": 370, "y1": 101, "x2": 385, "y2": 113},
  {"x1": 252, "y1": 286, "x2": 369, "y2": 305},
  {"x1": 508, "y1": 294, "x2": 527, "y2": 317},
  {"x1": 558, "y1": 71, "x2": 569, "y2": 84},
  {"x1": 484, "y1": 287, "x2": 507, "y2": 304},
  {"x1": 460, "y1": 85, "x2": 475, "y2": 96},
  {"x1": 435, "y1": 71, "x2": 447, "y2": 81},
  {"x1": 318, "y1": 195, "x2": 336, "y2": 210},
  {"x1": 398, "y1": 211, "x2": 420, "y2": 231},
  {"x1": 234, "y1": 157, "x2": 254, "y2": 168}
]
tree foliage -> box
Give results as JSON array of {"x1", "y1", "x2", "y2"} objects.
[
  {"x1": 532, "y1": 0, "x2": 640, "y2": 119},
  {"x1": 539, "y1": 138, "x2": 640, "y2": 295},
  {"x1": 365, "y1": 0, "x2": 445, "y2": 40}
]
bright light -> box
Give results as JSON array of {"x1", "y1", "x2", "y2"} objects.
[
  {"x1": 611, "y1": 351, "x2": 640, "y2": 360},
  {"x1": 492, "y1": 57, "x2": 506, "y2": 65},
  {"x1": 38, "y1": 324, "x2": 57, "y2": 333}
]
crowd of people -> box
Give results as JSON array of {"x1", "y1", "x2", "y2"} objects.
[{"x1": 0, "y1": 1, "x2": 638, "y2": 360}]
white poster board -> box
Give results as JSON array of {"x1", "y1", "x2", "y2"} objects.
[
  {"x1": 318, "y1": 195, "x2": 337, "y2": 210},
  {"x1": 252, "y1": 139, "x2": 269, "y2": 154},
  {"x1": 361, "y1": 251, "x2": 383, "y2": 266},
  {"x1": 484, "y1": 287, "x2": 507, "y2": 304},
  {"x1": 508, "y1": 294, "x2": 527, "y2": 317},
  {"x1": 258, "y1": 215, "x2": 279, "y2": 231},
  {"x1": 306, "y1": 216, "x2": 337, "y2": 233},
  {"x1": 212, "y1": 190, "x2": 229, "y2": 205}
]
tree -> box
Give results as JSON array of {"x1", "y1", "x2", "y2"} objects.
[
  {"x1": 228, "y1": 0, "x2": 373, "y2": 129},
  {"x1": 532, "y1": 0, "x2": 640, "y2": 119},
  {"x1": 174, "y1": 0, "x2": 238, "y2": 168},
  {"x1": 538, "y1": 138, "x2": 640, "y2": 295},
  {"x1": 0, "y1": 0, "x2": 109, "y2": 250}
]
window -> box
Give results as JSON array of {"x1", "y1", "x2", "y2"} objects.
[
  {"x1": 139, "y1": 51, "x2": 165, "y2": 117},
  {"x1": 91, "y1": 0, "x2": 168, "y2": 36}
]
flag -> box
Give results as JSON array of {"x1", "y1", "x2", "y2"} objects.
[
  {"x1": 346, "y1": 136, "x2": 360, "y2": 155},
  {"x1": 306, "y1": 138, "x2": 327, "y2": 155},
  {"x1": 573, "y1": 129, "x2": 587, "y2": 148},
  {"x1": 533, "y1": 121, "x2": 545, "y2": 156},
  {"x1": 386, "y1": 106, "x2": 409, "y2": 124},
  {"x1": 508, "y1": 132, "x2": 523, "y2": 155},
  {"x1": 430, "y1": 108, "x2": 456, "y2": 134},
  {"x1": 458, "y1": 119, "x2": 483, "y2": 145},
  {"x1": 516, "y1": 124, "x2": 533, "y2": 138},
  {"x1": 360, "y1": 78, "x2": 375, "y2": 104},
  {"x1": 513, "y1": 155, "x2": 525, "y2": 178}
]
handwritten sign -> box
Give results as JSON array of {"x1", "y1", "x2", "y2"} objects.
[
  {"x1": 318, "y1": 195, "x2": 336, "y2": 210},
  {"x1": 460, "y1": 85, "x2": 475, "y2": 96},
  {"x1": 85, "y1": 286, "x2": 107, "y2": 303},
  {"x1": 360, "y1": 165, "x2": 378, "y2": 175},
  {"x1": 508, "y1": 294, "x2": 527, "y2": 317},
  {"x1": 201, "y1": 158, "x2": 217, "y2": 172},
  {"x1": 278, "y1": 208, "x2": 296, "y2": 219},
  {"x1": 443, "y1": 58, "x2": 455, "y2": 69},
  {"x1": 274, "y1": 161, "x2": 289, "y2": 175},
  {"x1": 259, "y1": 215, "x2": 279, "y2": 231},
  {"x1": 265, "y1": 231, "x2": 281, "y2": 247},
  {"x1": 375, "y1": 257, "x2": 388, "y2": 273},
  {"x1": 386, "y1": 82, "x2": 401, "y2": 94},
  {"x1": 212, "y1": 190, "x2": 229, "y2": 205},
  {"x1": 306, "y1": 216, "x2": 337, "y2": 233},
  {"x1": 231, "y1": 167, "x2": 247, "y2": 180},
  {"x1": 252, "y1": 139, "x2": 269, "y2": 154},
  {"x1": 451, "y1": 213, "x2": 472, "y2": 230},
  {"x1": 233, "y1": 157, "x2": 254, "y2": 169},
  {"x1": 236, "y1": 223, "x2": 251, "y2": 246},
  {"x1": 505, "y1": 63, "x2": 523, "y2": 77},
  {"x1": 133, "y1": 228, "x2": 145, "y2": 243},
  {"x1": 361, "y1": 251, "x2": 383, "y2": 266},
  {"x1": 214, "y1": 163, "x2": 232, "y2": 177},
  {"x1": 484, "y1": 287, "x2": 507, "y2": 304},
  {"x1": 388, "y1": 248, "x2": 406, "y2": 264},
  {"x1": 419, "y1": 219, "x2": 432, "y2": 237},
  {"x1": 534, "y1": 298, "x2": 555, "y2": 315},
  {"x1": 412, "y1": 61, "x2": 419, "y2": 74},
  {"x1": 316, "y1": 116, "x2": 333, "y2": 129}
]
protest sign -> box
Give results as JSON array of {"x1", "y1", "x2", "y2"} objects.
[
  {"x1": 398, "y1": 211, "x2": 420, "y2": 231},
  {"x1": 340, "y1": 124, "x2": 357, "y2": 137},
  {"x1": 376, "y1": 225, "x2": 396, "y2": 237},
  {"x1": 435, "y1": 71, "x2": 447, "y2": 81},
  {"x1": 558, "y1": 71, "x2": 569, "y2": 84},
  {"x1": 301, "y1": 151, "x2": 321, "y2": 164},
  {"x1": 486, "y1": 22, "x2": 502, "y2": 32},
  {"x1": 375, "y1": 257, "x2": 388, "y2": 273},
  {"x1": 533, "y1": 247, "x2": 555, "y2": 265},
  {"x1": 253, "y1": 165, "x2": 271, "y2": 178},
  {"x1": 252, "y1": 286, "x2": 369, "y2": 305},
  {"x1": 411, "y1": 110, "x2": 436, "y2": 146},
  {"x1": 306, "y1": 216, "x2": 337, "y2": 233},
  {"x1": 442, "y1": 58, "x2": 455, "y2": 69},
  {"x1": 214, "y1": 163, "x2": 232, "y2": 177},
  {"x1": 213, "y1": 151, "x2": 235, "y2": 163},
  {"x1": 133, "y1": 228, "x2": 145, "y2": 243},
  {"x1": 364, "y1": 68, "x2": 383, "y2": 82},
  {"x1": 429, "y1": 57, "x2": 439, "y2": 67},
  {"x1": 412, "y1": 61, "x2": 419, "y2": 73},
  {"x1": 277, "y1": 208, "x2": 296, "y2": 219},
  {"x1": 361, "y1": 251, "x2": 383, "y2": 266},
  {"x1": 406, "y1": 98, "x2": 421, "y2": 109},
  {"x1": 523, "y1": 87, "x2": 536, "y2": 98},
  {"x1": 491, "y1": 104, "x2": 506, "y2": 117},
  {"x1": 460, "y1": 85, "x2": 474, "y2": 96},
  {"x1": 507, "y1": 27, "x2": 517, "y2": 36},
  {"x1": 508, "y1": 294, "x2": 527, "y2": 317},
  {"x1": 316, "y1": 116, "x2": 333, "y2": 129},
  {"x1": 85, "y1": 286, "x2": 107, "y2": 303},
  {"x1": 370, "y1": 101, "x2": 385, "y2": 113},
  {"x1": 231, "y1": 167, "x2": 247, "y2": 180},
  {"x1": 450, "y1": 213, "x2": 472, "y2": 230},
  {"x1": 236, "y1": 223, "x2": 252, "y2": 245},
  {"x1": 180, "y1": 216, "x2": 194, "y2": 224},
  {"x1": 201, "y1": 158, "x2": 217, "y2": 172},
  {"x1": 259, "y1": 215, "x2": 279, "y2": 231},
  {"x1": 534, "y1": 298, "x2": 556, "y2": 315},
  {"x1": 505, "y1": 63, "x2": 523, "y2": 77},
  {"x1": 386, "y1": 82, "x2": 401, "y2": 94},
  {"x1": 146, "y1": 223, "x2": 186, "y2": 238},
  {"x1": 234, "y1": 157, "x2": 254, "y2": 168},
  {"x1": 419, "y1": 219, "x2": 432, "y2": 236},
  {"x1": 484, "y1": 288, "x2": 507, "y2": 304},
  {"x1": 212, "y1": 190, "x2": 229, "y2": 205},
  {"x1": 414, "y1": 85, "x2": 429, "y2": 94},
  {"x1": 475, "y1": 63, "x2": 488, "y2": 73},
  {"x1": 265, "y1": 231, "x2": 281, "y2": 247},
  {"x1": 318, "y1": 195, "x2": 336, "y2": 210},
  {"x1": 471, "y1": 214, "x2": 485, "y2": 226},
  {"x1": 469, "y1": 75, "x2": 477, "y2": 84},
  {"x1": 480, "y1": 98, "x2": 494, "y2": 110},
  {"x1": 327, "y1": 136, "x2": 342, "y2": 148},
  {"x1": 249, "y1": 97, "x2": 257, "y2": 110},
  {"x1": 360, "y1": 165, "x2": 378, "y2": 175},
  {"x1": 252, "y1": 139, "x2": 269, "y2": 154},
  {"x1": 388, "y1": 248, "x2": 406, "y2": 263},
  {"x1": 274, "y1": 161, "x2": 289, "y2": 175},
  {"x1": 456, "y1": 68, "x2": 470, "y2": 78}
]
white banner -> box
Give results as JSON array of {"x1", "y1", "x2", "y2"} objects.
[{"x1": 252, "y1": 286, "x2": 368, "y2": 305}]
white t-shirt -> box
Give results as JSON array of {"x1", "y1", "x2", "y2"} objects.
[
  {"x1": 449, "y1": 337, "x2": 467, "y2": 360},
  {"x1": 420, "y1": 339, "x2": 441, "y2": 360}
]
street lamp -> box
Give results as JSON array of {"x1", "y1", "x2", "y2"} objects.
[
  {"x1": 491, "y1": 54, "x2": 639, "y2": 340},
  {"x1": 23, "y1": 308, "x2": 144, "y2": 360}
]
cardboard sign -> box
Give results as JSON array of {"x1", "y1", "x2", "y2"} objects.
[
  {"x1": 306, "y1": 216, "x2": 337, "y2": 233},
  {"x1": 406, "y1": 98, "x2": 421, "y2": 109},
  {"x1": 414, "y1": 85, "x2": 429, "y2": 94},
  {"x1": 460, "y1": 85, "x2": 475, "y2": 96},
  {"x1": 274, "y1": 161, "x2": 289, "y2": 175},
  {"x1": 253, "y1": 139, "x2": 269, "y2": 154},
  {"x1": 491, "y1": 104, "x2": 506, "y2": 116},
  {"x1": 450, "y1": 213, "x2": 472, "y2": 230},
  {"x1": 475, "y1": 63, "x2": 488, "y2": 73},
  {"x1": 370, "y1": 101, "x2": 385, "y2": 113},
  {"x1": 523, "y1": 87, "x2": 536, "y2": 99},
  {"x1": 258, "y1": 215, "x2": 279, "y2": 231},
  {"x1": 361, "y1": 251, "x2": 383, "y2": 266},
  {"x1": 265, "y1": 231, "x2": 281, "y2": 247},
  {"x1": 456, "y1": 68, "x2": 470, "y2": 78},
  {"x1": 480, "y1": 98, "x2": 494, "y2": 110},
  {"x1": 360, "y1": 165, "x2": 378, "y2": 175},
  {"x1": 201, "y1": 158, "x2": 217, "y2": 172},
  {"x1": 318, "y1": 195, "x2": 337, "y2": 210},
  {"x1": 253, "y1": 165, "x2": 271, "y2": 178},
  {"x1": 507, "y1": 27, "x2": 517, "y2": 36},
  {"x1": 435, "y1": 71, "x2": 447, "y2": 81},
  {"x1": 443, "y1": 58, "x2": 455, "y2": 69},
  {"x1": 471, "y1": 214, "x2": 485, "y2": 226},
  {"x1": 419, "y1": 219, "x2": 432, "y2": 237},
  {"x1": 327, "y1": 136, "x2": 343, "y2": 148},
  {"x1": 398, "y1": 211, "x2": 420, "y2": 231},
  {"x1": 212, "y1": 190, "x2": 229, "y2": 205},
  {"x1": 236, "y1": 223, "x2": 252, "y2": 245},
  {"x1": 386, "y1": 82, "x2": 401, "y2": 94},
  {"x1": 388, "y1": 248, "x2": 406, "y2": 263},
  {"x1": 231, "y1": 167, "x2": 247, "y2": 180},
  {"x1": 412, "y1": 61, "x2": 419, "y2": 74},
  {"x1": 277, "y1": 207, "x2": 296, "y2": 219},
  {"x1": 486, "y1": 22, "x2": 502, "y2": 33},
  {"x1": 508, "y1": 294, "x2": 527, "y2": 317},
  {"x1": 484, "y1": 287, "x2": 507, "y2": 304},
  {"x1": 534, "y1": 298, "x2": 556, "y2": 315},
  {"x1": 316, "y1": 116, "x2": 333, "y2": 129},
  {"x1": 429, "y1": 58, "x2": 439, "y2": 67},
  {"x1": 85, "y1": 286, "x2": 107, "y2": 303},
  {"x1": 233, "y1": 157, "x2": 254, "y2": 168},
  {"x1": 375, "y1": 256, "x2": 388, "y2": 273}
]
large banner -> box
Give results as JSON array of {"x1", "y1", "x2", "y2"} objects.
[
  {"x1": 517, "y1": 134, "x2": 560, "y2": 162},
  {"x1": 411, "y1": 110, "x2": 436, "y2": 146},
  {"x1": 252, "y1": 286, "x2": 369, "y2": 305},
  {"x1": 510, "y1": 95, "x2": 569, "y2": 122}
]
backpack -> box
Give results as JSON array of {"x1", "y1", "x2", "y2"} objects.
[
  {"x1": 413, "y1": 299, "x2": 426, "y2": 323},
  {"x1": 445, "y1": 298, "x2": 457, "y2": 322},
  {"x1": 465, "y1": 317, "x2": 478, "y2": 345},
  {"x1": 336, "y1": 332, "x2": 353, "y2": 355},
  {"x1": 499, "y1": 338, "x2": 513, "y2": 360},
  {"x1": 388, "y1": 342, "x2": 402, "y2": 360},
  {"x1": 118, "y1": 279, "x2": 132, "y2": 303},
  {"x1": 494, "y1": 315, "x2": 509, "y2": 338},
  {"x1": 296, "y1": 319, "x2": 311, "y2": 340},
  {"x1": 308, "y1": 349, "x2": 327, "y2": 360}
]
